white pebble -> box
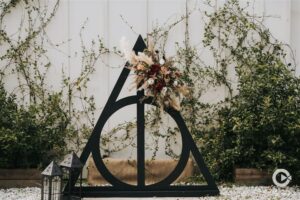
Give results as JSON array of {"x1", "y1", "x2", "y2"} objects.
[{"x1": 1, "y1": 185, "x2": 300, "y2": 200}]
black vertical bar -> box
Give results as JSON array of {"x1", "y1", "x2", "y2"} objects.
[
  {"x1": 134, "y1": 35, "x2": 146, "y2": 187},
  {"x1": 137, "y1": 90, "x2": 145, "y2": 187},
  {"x1": 54, "y1": 179, "x2": 57, "y2": 200},
  {"x1": 68, "y1": 171, "x2": 71, "y2": 200},
  {"x1": 41, "y1": 177, "x2": 44, "y2": 200},
  {"x1": 188, "y1": 134, "x2": 217, "y2": 188},
  {"x1": 59, "y1": 177, "x2": 62, "y2": 200},
  {"x1": 49, "y1": 178, "x2": 52, "y2": 200},
  {"x1": 80, "y1": 172, "x2": 82, "y2": 199}
]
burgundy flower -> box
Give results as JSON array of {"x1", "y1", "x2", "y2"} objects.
[
  {"x1": 155, "y1": 79, "x2": 166, "y2": 92},
  {"x1": 148, "y1": 64, "x2": 161, "y2": 76}
]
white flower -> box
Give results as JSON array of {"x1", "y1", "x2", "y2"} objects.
[
  {"x1": 147, "y1": 78, "x2": 154, "y2": 85},
  {"x1": 173, "y1": 80, "x2": 178, "y2": 86},
  {"x1": 159, "y1": 58, "x2": 165, "y2": 65},
  {"x1": 161, "y1": 87, "x2": 168, "y2": 95}
]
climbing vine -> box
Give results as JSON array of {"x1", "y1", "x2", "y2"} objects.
[
  {"x1": 0, "y1": 0, "x2": 107, "y2": 166},
  {"x1": 1, "y1": 0, "x2": 299, "y2": 184},
  {"x1": 99, "y1": 0, "x2": 300, "y2": 185}
]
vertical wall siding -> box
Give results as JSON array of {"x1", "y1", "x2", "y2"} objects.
[
  {"x1": 3, "y1": 0, "x2": 300, "y2": 158},
  {"x1": 291, "y1": 0, "x2": 300, "y2": 75}
]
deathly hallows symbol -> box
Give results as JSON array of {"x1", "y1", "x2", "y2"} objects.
[{"x1": 68, "y1": 35, "x2": 219, "y2": 197}]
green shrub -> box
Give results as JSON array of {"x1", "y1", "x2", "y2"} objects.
[
  {"x1": 0, "y1": 0, "x2": 96, "y2": 168},
  {"x1": 0, "y1": 83, "x2": 68, "y2": 168},
  {"x1": 200, "y1": 0, "x2": 300, "y2": 184}
]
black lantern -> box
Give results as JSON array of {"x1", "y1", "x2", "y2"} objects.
[
  {"x1": 41, "y1": 161, "x2": 63, "y2": 200},
  {"x1": 60, "y1": 152, "x2": 83, "y2": 200}
]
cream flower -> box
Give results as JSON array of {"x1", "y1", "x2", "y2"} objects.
[
  {"x1": 161, "y1": 66, "x2": 170, "y2": 75},
  {"x1": 173, "y1": 80, "x2": 178, "y2": 86},
  {"x1": 147, "y1": 78, "x2": 154, "y2": 85},
  {"x1": 161, "y1": 87, "x2": 168, "y2": 95},
  {"x1": 159, "y1": 58, "x2": 165, "y2": 65},
  {"x1": 137, "y1": 52, "x2": 154, "y2": 65},
  {"x1": 136, "y1": 64, "x2": 145, "y2": 70},
  {"x1": 129, "y1": 52, "x2": 138, "y2": 65}
]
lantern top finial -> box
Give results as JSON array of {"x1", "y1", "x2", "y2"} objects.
[
  {"x1": 41, "y1": 161, "x2": 63, "y2": 176},
  {"x1": 59, "y1": 151, "x2": 83, "y2": 169}
]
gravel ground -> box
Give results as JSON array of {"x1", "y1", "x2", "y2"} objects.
[{"x1": 0, "y1": 186, "x2": 300, "y2": 200}]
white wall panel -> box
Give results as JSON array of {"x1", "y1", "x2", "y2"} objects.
[
  {"x1": 106, "y1": 0, "x2": 148, "y2": 132},
  {"x1": 264, "y1": 0, "x2": 291, "y2": 44},
  {"x1": 69, "y1": 0, "x2": 109, "y2": 112},
  {"x1": 44, "y1": 0, "x2": 69, "y2": 91},
  {"x1": 148, "y1": 0, "x2": 186, "y2": 55},
  {"x1": 3, "y1": 0, "x2": 300, "y2": 159},
  {"x1": 291, "y1": 0, "x2": 300, "y2": 75}
]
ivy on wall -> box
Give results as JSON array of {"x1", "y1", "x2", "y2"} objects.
[
  {"x1": 200, "y1": 0, "x2": 300, "y2": 183},
  {"x1": 101, "y1": 0, "x2": 300, "y2": 184},
  {"x1": 0, "y1": 0, "x2": 105, "y2": 167},
  {"x1": 0, "y1": 0, "x2": 299, "y2": 185}
]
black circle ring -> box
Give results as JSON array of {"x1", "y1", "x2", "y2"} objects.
[{"x1": 92, "y1": 95, "x2": 190, "y2": 188}]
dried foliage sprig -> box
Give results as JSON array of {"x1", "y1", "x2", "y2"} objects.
[{"x1": 121, "y1": 37, "x2": 189, "y2": 111}]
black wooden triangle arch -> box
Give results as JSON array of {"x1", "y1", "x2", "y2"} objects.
[{"x1": 67, "y1": 35, "x2": 219, "y2": 198}]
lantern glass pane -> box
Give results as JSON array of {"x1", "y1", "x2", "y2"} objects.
[
  {"x1": 43, "y1": 177, "x2": 49, "y2": 200},
  {"x1": 61, "y1": 168, "x2": 69, "y2": 195},
  {"x1": 52, "y1": 176, "x2": 61, "y2": 200}
]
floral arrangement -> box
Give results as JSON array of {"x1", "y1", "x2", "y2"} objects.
[{"x1": 120, "y1": 37, "x2": 189, "y2": 111}]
